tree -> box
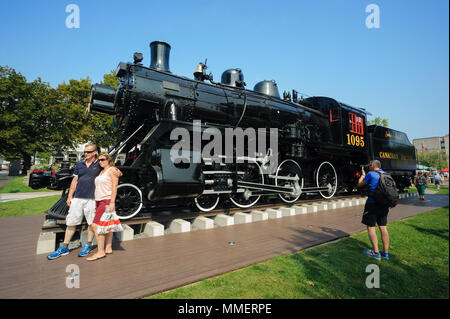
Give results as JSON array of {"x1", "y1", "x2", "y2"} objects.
[
  {"x1": 0, "y1": 66, "x2": 59, "y2": 173},
  {"x1": 0, "y1": 66, "x2": 120, "y2": 173},
  {"x1": 78, "y1": 70, "x2": 119, "y2": 149},
  {"x1": 367, "y1": 117, "x2": 389, "y2": 127},
  {"x1": 101, "y1": 70, "x2": 119, "y2": 88},
  {"x1": 54, "y1": 70, "x2": 119, "y2": 151},
  {"x1": 418, "y1": 150, "x2": 448, "y2": 170}
]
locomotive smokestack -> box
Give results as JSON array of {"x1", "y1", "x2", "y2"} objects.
[{"x1": 149, "y1": 41, "x2": 171, "y2": 73}]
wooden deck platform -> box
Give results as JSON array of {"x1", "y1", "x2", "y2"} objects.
[{"x1": 0, "y1": 195, "x2": 448, "y2": 299}]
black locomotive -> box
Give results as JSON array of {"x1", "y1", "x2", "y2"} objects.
[{"x1": 31, "y1": 41, "x2": 416, "y2": 219}]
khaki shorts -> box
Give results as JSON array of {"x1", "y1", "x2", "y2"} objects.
[{"x1": 66, "y1": 198, "x2": 96, "y2": 226}]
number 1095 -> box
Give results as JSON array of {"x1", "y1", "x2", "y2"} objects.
[{"x1": 346, "y1": 134, "x2": 364, "y2": 147}]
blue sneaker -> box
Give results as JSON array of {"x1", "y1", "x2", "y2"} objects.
[
  {"x1": 47, "y1": 245, "x2": 70, "y2": 260},
  {"x1": 78, "y1": 244, "x2": 93, "y2": 257},
  {"x1": 363, "y1": 249, "x2": 381, "y2": 260},
  {"x1": 380, "y1": 250, "x2": 390, "y2": 260}
]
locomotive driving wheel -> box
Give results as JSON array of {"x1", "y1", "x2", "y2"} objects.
[
  {"x1": 276, "y1": 159, "x2": 303, "y2": 203},
  {"x1": 194, "y1": 194, "x2": 220, "y2": 212},
  {"x1": 316, "y1": 161, "x2": 338, "y2": 199},
  {"x1": 115, "y1": 183, "x2": 143, "y2": 219},
  {"x1": 229, "y1": 161, "x2": 263, "y2": 208}
]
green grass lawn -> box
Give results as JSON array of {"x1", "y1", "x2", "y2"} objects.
[
  {"x1": 0, "y1": 176, "x2": 53, "y2": 193},
  {"x1": 146, "y1": 206, "x2": 449, "y2": 299},
  {"x1": 0, "y1": 195, "x2": 60, "y2": 218},
  {"x1": 407, "y1": 184, "x2": 449, "y2": 196}
]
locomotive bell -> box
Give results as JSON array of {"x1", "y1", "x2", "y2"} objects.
[
  {"x1": 149, "y1": 41, "x2": 171, "y2": 73},
  {"x1": 194, "y1": 62, "x2": 207, "y2": 80},
  {"x1": 253, "y1": 80, "x2": 280, "y2": 99}
]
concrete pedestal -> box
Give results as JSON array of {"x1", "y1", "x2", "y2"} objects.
[
  {"x1": 114, "y1": 224, "x2": 134, "y2": 241},
  {"x1": 322, "y1": 201, "x2": 336, "y2": 210},
  {"x1": 143, "y1": 221, "x2": 165, "y2": 237},
  {"x1": 302, "y1": 204, "x2": 318, "y2": 213},
  {"x1": 234, "y1": 213, "x2": 252, "y2": 224},
  {"x1": 280, "y1": 207, "x2": 296, "y2": 217},
  {"x1": 214, "y1": 214, "x2": 234, "y2": 227},
  {"x1": 266, "y1": 208, "x2": 282, "y2": 219},
  {"x1": 315, "y1": 203, "x2": 328, "y2": 211},
  {"x1": 293, "y1": 206, "x2": 307, "y2": 214},
  {"x1": 251, "y1": 210, "x2": 268, "y2": 221},
  {"x1": 168, "y1": 219, "x2": 191, "y2": 234},
  {"x1": 192, "y1": 217, "x2": 214, "y2": 230},
  {"x1": 36, "y1": 232, "x2": 56, "y2": 255}
]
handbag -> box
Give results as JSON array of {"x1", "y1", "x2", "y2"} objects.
[{"x1": 97, "y1": 206, "x2": 124, "y2": 234}]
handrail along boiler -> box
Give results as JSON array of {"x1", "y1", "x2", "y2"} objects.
[{"x1": 32, "y1": 41, "x2": 416, "y2": 219}]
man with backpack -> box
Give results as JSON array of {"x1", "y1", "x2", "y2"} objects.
[{"x1": 357, "y1": 160, "x2": 397, "y2": 260}]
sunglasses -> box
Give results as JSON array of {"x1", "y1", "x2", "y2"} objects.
[
  {"x1": 98, "y1": 158, "x2": 107, "y2": 162},
  {"x1": 84, "y1": 150, "x2": 96, "y2": 154}
]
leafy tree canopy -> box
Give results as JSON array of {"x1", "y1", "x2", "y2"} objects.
[
  {"x1": 418, "y1": 150, "x2": 448, "y2": 170},
  {"x1": 0, "y1": 66, "x2": 119, "y2": 172},
  {"x1": 367, "y1": 116, "x2": 389, "y2": 127}
]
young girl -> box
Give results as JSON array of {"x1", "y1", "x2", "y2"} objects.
[{"x1": 87, "y1": 152, "x2": 119, "y2": 261}]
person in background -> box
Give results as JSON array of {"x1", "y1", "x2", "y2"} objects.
[
  {"x1": 433, "y1": 172, "x2": 442, "y2": 190},
  {"x1": 414, "y1": 171, "x2": 427, "y2": 201}
]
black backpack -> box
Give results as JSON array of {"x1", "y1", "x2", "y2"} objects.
[
  {"x1": 415, "y1": 176, "x2": 426, "y2": 186},
  {"x1": 370, "y1": 171, "x2": 399, "y2": 208}
]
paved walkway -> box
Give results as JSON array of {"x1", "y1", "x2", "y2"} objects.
[
  {"x1": 0, "y1": 191, "x2": 61, "y2": 203},
  {"x1": 0, "y1": 174, "x2": 14, "y2": 191},
  {"x1": 0, "y1": 170, "x2": 61, "y2": 202},
  {"x1": 0, "y1": 194, "x2": 447, "y2": 299}
]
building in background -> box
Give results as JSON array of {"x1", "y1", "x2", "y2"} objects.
[
  {"x1": 49, "y1": 144, "x2": 124, "y2": 166},
  {"x1": 0, "y1": 154, "x2": 9, "y2": 170},
  {"x1": 413, "y1": 134, "x2": 449, "y2": 166},
  {"x1": 50, "y1": 144, "x2": 86, "y2": 164}
]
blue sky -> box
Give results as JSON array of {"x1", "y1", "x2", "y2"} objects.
[{"x1": 0, "y1": 0, "x2": 448, "y2": 141}]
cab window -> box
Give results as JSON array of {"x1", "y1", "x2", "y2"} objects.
[
  {"x1": 349, "y1": 112, "x2": 364, "y2": 135},
  {"x1": 329, "y1": 107, "x2": 340, "y2": 122}
]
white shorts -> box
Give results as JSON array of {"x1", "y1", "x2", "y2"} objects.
[{"x1": 66, "y1": 198, "x2": 96, "y2": 226}]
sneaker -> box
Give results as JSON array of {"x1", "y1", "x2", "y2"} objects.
[
  {"x1": 78, "y1": 244, "x2": 94, "y2": 257},
  {"x1": 380, "y1": 250, "x2": 390, "y2": 260},
  {"x1": 47, "y1": 245, "x2": 70, "y2": 260},
  {"x1": 363, "y1": 249, "x2": 381, "y2": 260}
]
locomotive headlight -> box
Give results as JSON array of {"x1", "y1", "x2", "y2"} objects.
[{"x1": 87, "y1": 84, "x2": 117, "y2": 115}]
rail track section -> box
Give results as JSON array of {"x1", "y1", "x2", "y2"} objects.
[{"x1": 36, "y1": 192, "x2": 418, "y2": 255}]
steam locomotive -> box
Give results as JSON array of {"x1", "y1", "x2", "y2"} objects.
[{"x1": 31, "y1": 41, "x2": 416, "y2": 219}]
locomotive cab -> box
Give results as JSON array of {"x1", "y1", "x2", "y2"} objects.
[{"x1": 302, "y1": 97, "x2": 368, "y2": 150}]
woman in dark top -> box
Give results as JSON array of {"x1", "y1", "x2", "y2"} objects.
[{"x1": 414, "y1": 171, "x2": 427, "y2": 200}]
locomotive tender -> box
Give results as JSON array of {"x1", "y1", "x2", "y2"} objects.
[{"x1": 35, "y1": 41, "x2": 416, "y2": 219}]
